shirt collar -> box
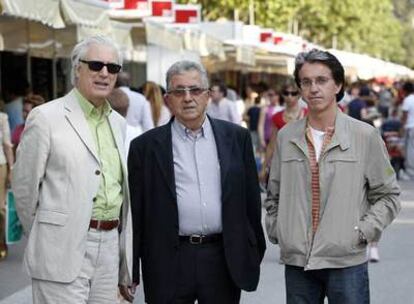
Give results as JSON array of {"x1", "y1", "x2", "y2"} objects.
[
  {"x1": 304, "y1": 113, "x2": 336, "y2": 150},
  {"x1": 172, "y1": 117, "x2": 211, "y2": 140},
  {"x1": 74, "y1": 88, "x2": 112, "y2": 119}
]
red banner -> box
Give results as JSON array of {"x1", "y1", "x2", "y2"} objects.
[
  {"x1": 123, "y1": 0, "x2": 148, "y2": 9},
  {"x1": 174, "y1": 5, "x2": 200, "y2": 23},
  {"x1": 260, "y1": 32, "x2": 272, "y2": 43},
  {"x1": 152, "y1": 0, "x2": 173, "y2": 17}
]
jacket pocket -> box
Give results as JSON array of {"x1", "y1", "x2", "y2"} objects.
[
  {"x1": 328, "y1": 155, "x2": 357, "y2": 162},
  {"x1": 282, "y1": 157, "x2": 305, "y2": 163},
  {"x1": 37, "y1": 210, "x2": 69, "y2": 226}
]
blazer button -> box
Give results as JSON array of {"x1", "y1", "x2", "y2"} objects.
[
  {"x1": 95, "y1": 170, "x2": 101, "y2": 175},
  {"x1": 92, "y1": 197, "x2": 97, "y2": 202}
]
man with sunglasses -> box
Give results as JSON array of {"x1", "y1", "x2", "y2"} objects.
[
  {"x1": 12, "y1": 36, "x2": 134, "y2": 303},
  {"x1": 264, "y1": 49, "x2": 400, "y2": 303},
  {"x1": 128, "y1": 60, "x2": 266, "y2": 304}
]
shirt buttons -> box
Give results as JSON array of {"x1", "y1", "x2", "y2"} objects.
[{"x1": 95, "y1": 170, "x2": 101, "y2": 175}]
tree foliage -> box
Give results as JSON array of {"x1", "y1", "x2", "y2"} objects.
[{"x1": 177, "y1": 0, "x2": 414, "y2": 67}]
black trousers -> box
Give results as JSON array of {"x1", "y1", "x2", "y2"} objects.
[{"x1": 172, "y1": 240, "x2": 241, "y2": 304}]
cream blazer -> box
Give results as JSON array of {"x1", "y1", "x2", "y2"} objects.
[{"x1": 12, "y1": 90, "x2": 132, "y2": 285}]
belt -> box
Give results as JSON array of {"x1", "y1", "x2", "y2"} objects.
[
  {"x1": 89, "y1": 219, "x2": 119, "y2": 231},
  {"x1": 179, "y1": 234, "x2": 222, "y2": 245}
]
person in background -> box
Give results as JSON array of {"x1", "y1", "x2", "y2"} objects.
[
  {"x1": 260, "y1": 79, "x2": 306, "y2": 184},
  {"x1": 11, "y1": 93, "x2": 45, "y2": 149},
  {"x1": 339, "y1": 82, "x2": 360, "y2": 112},
  {"x1": 401, "y1": 81, "x2": 414, "y2": 180},
  {"x1": 347, "y1": 84, "x2": 370, "y2": 121},
  {"x1": 12, "y1": 36, "x2": 134, "y2": 303},
  {"x1": 265, "y1": 49, "x2": 400, "y2": 303},
  {"x1": 227, "y1": 86, "x2": 246, "y2": 124},
  {"x1": 226, "y1": 86, "x2": 238, "y2": 102},
  {"x1": 0, "y1": 98, "x2": 14, "y2": 261},
  {"x1": 257, "y1": 88, "x2": 284, "y2": 150},
  {"x1": 243, "y1": 85, "x2": 258, "y2": 111},
  {"x1": 141, "y1": 81, "x2": 171, "y2": 127},
  {"x1": 382, "y1": 107, "x2": 405, "y2": 179},
  {"x1": 107, "y1": 88, "x2": 142, "y2": 154},
  {"x1": 362, "y1": 95, "x2": 382, "y2": 128},
  {"x1": 207, "y1": 82, "x2": 241, "y2": 124},
  {"x1": 116, "y1": 72, "x2": 154, "y2": 132},
  {"x1": 244, "y1": 95, "x2": 262, "y2": 156},
  {"x1": 377, "y1": 82, "x2": 393, "y2": 119},
  {"x1": 3, "y1": 80, "x2": 29, "y2": 133}
]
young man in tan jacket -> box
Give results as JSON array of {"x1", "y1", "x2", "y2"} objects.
[{"x1": 265, "y1": 49, "x2": 400, "y2": 303}]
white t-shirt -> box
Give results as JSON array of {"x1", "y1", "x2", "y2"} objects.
[
  {"x1": 125, "y1": 125, "x2": 142, "y2": 156},
  {"x1": 402, "y1": 94, "x2": 414, "y2": 129},
  {"x1": 310, "y1": 126, "x2": 325, "y2": 162}
]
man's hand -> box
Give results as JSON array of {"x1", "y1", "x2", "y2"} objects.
[{"x1": 119, "y1": 283, "x2": 138, "y2": 303}]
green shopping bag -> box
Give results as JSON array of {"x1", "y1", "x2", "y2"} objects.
[{"x1": 5, "y1": 190, "x2": 23, "y2": 244}]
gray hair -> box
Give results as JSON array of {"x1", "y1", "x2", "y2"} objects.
[
  {"x1": 70, "y1": 36, "x2": 123, "y2": 86},
  {"x1": 166, "y1": 60, "x2": 209, "y2": 91},
  {"x1": 294, "y1": 48, "x2": 345, "y2": 102}
]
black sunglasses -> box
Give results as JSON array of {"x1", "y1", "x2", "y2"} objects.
[
  {"x1": 80, "y1": 59, "x2": 122, "y2": 74},
  {"x1": 283, "y1": 90, "x2": 299, "y2": 97}
]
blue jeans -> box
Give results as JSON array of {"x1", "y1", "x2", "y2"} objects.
[{"x1": 285, "y1": 263, "x2": 370, "y2": 304}]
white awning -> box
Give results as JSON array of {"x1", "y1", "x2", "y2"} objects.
[
  {"x1": 200, "y1": 33, "x2": 225, "y2": 60},
  {"x1": 0, "y1": 16, "x2": 56, "y2": 57},
  {"x1": 60, "y1": 0, "x2": 109, "y2": 28},
  {"x1": 224, "y1": 40, "x2": 256, "y2": 66},
  {"x1": 329, "y1": 49, "x2": 414, "y2": 80},
  {"x1": 0, "y1": 0, "x2": 64, "y2": 28},
  {"x1": 145, "y1": 21, "x2": 183, "y2": 51}
]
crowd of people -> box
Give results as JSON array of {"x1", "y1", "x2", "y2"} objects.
[{"x1": 0, "y1": 35, "x2": 407, "y2": 303}]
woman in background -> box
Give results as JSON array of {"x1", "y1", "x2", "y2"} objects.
[
  {"x1": 142, "y1": 81, "x2": 171, "y2": 127},
  {"x1": 12, "y1": 93, "x2": 45, "y2": 149},
  {"x1": 257, "y1": 88, "x2": 284, "y2": 150},
  {"x1": 0, "y1": 98, "x2": 14, "y2": 260},
  {"x1": 260, "y1": 79, "x2": 307, "y2": 185}
]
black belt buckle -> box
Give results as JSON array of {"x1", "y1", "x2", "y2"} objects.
[{"x1": 189, "y1": 234, "x2": 203, "y2": 244}]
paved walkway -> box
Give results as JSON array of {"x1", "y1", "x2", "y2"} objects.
[{"x1": 1, "y1": 181, "x2": 413, "y2": 303}]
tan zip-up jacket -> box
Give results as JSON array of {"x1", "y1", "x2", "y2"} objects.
[{"x1": 264, "y1": 110, "x2": 401, "y2": 270}]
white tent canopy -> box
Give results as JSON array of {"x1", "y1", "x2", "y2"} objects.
[
  {"x1": 329, "y1": 49, "x2": 414, "y2": 80},
  {"x1": 0, "y1": 0, "x2": 64, "y2": 28}
]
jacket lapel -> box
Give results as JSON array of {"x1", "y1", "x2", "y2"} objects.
[
  {"x1": 326, "y1": 111, "x2": 351, "y2": 152},
  {"x1": 64, "y1": 90, "x2": 100, "y2": 163},
  {"x1": 209, "y1": 117, "x2": 233, "y2": 192},
  {"x1": 154, "y1": 123, "x2": 177, "y2": 199}
]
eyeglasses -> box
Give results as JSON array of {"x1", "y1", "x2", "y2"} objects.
[
  {"x1": 167, "y1": 87, "x2": 208, "y2": 98},
  {"x1": 79, "y1": 59, "x2": 122, "y2": 74},
  {"x1": 282, "y1": 91, "x2": 299, "y2": 97},
  {"x1": 299, "y1": 76, "x2": 331, "y2": 89}
]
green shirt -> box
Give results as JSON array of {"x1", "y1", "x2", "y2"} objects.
[{"x1": 75, "y1": 89, "x2": 123, "y2": 220}]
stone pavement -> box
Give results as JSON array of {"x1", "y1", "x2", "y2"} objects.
[{"x1": 1, "y1": 181, "x2": 413, "y2": 303}]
